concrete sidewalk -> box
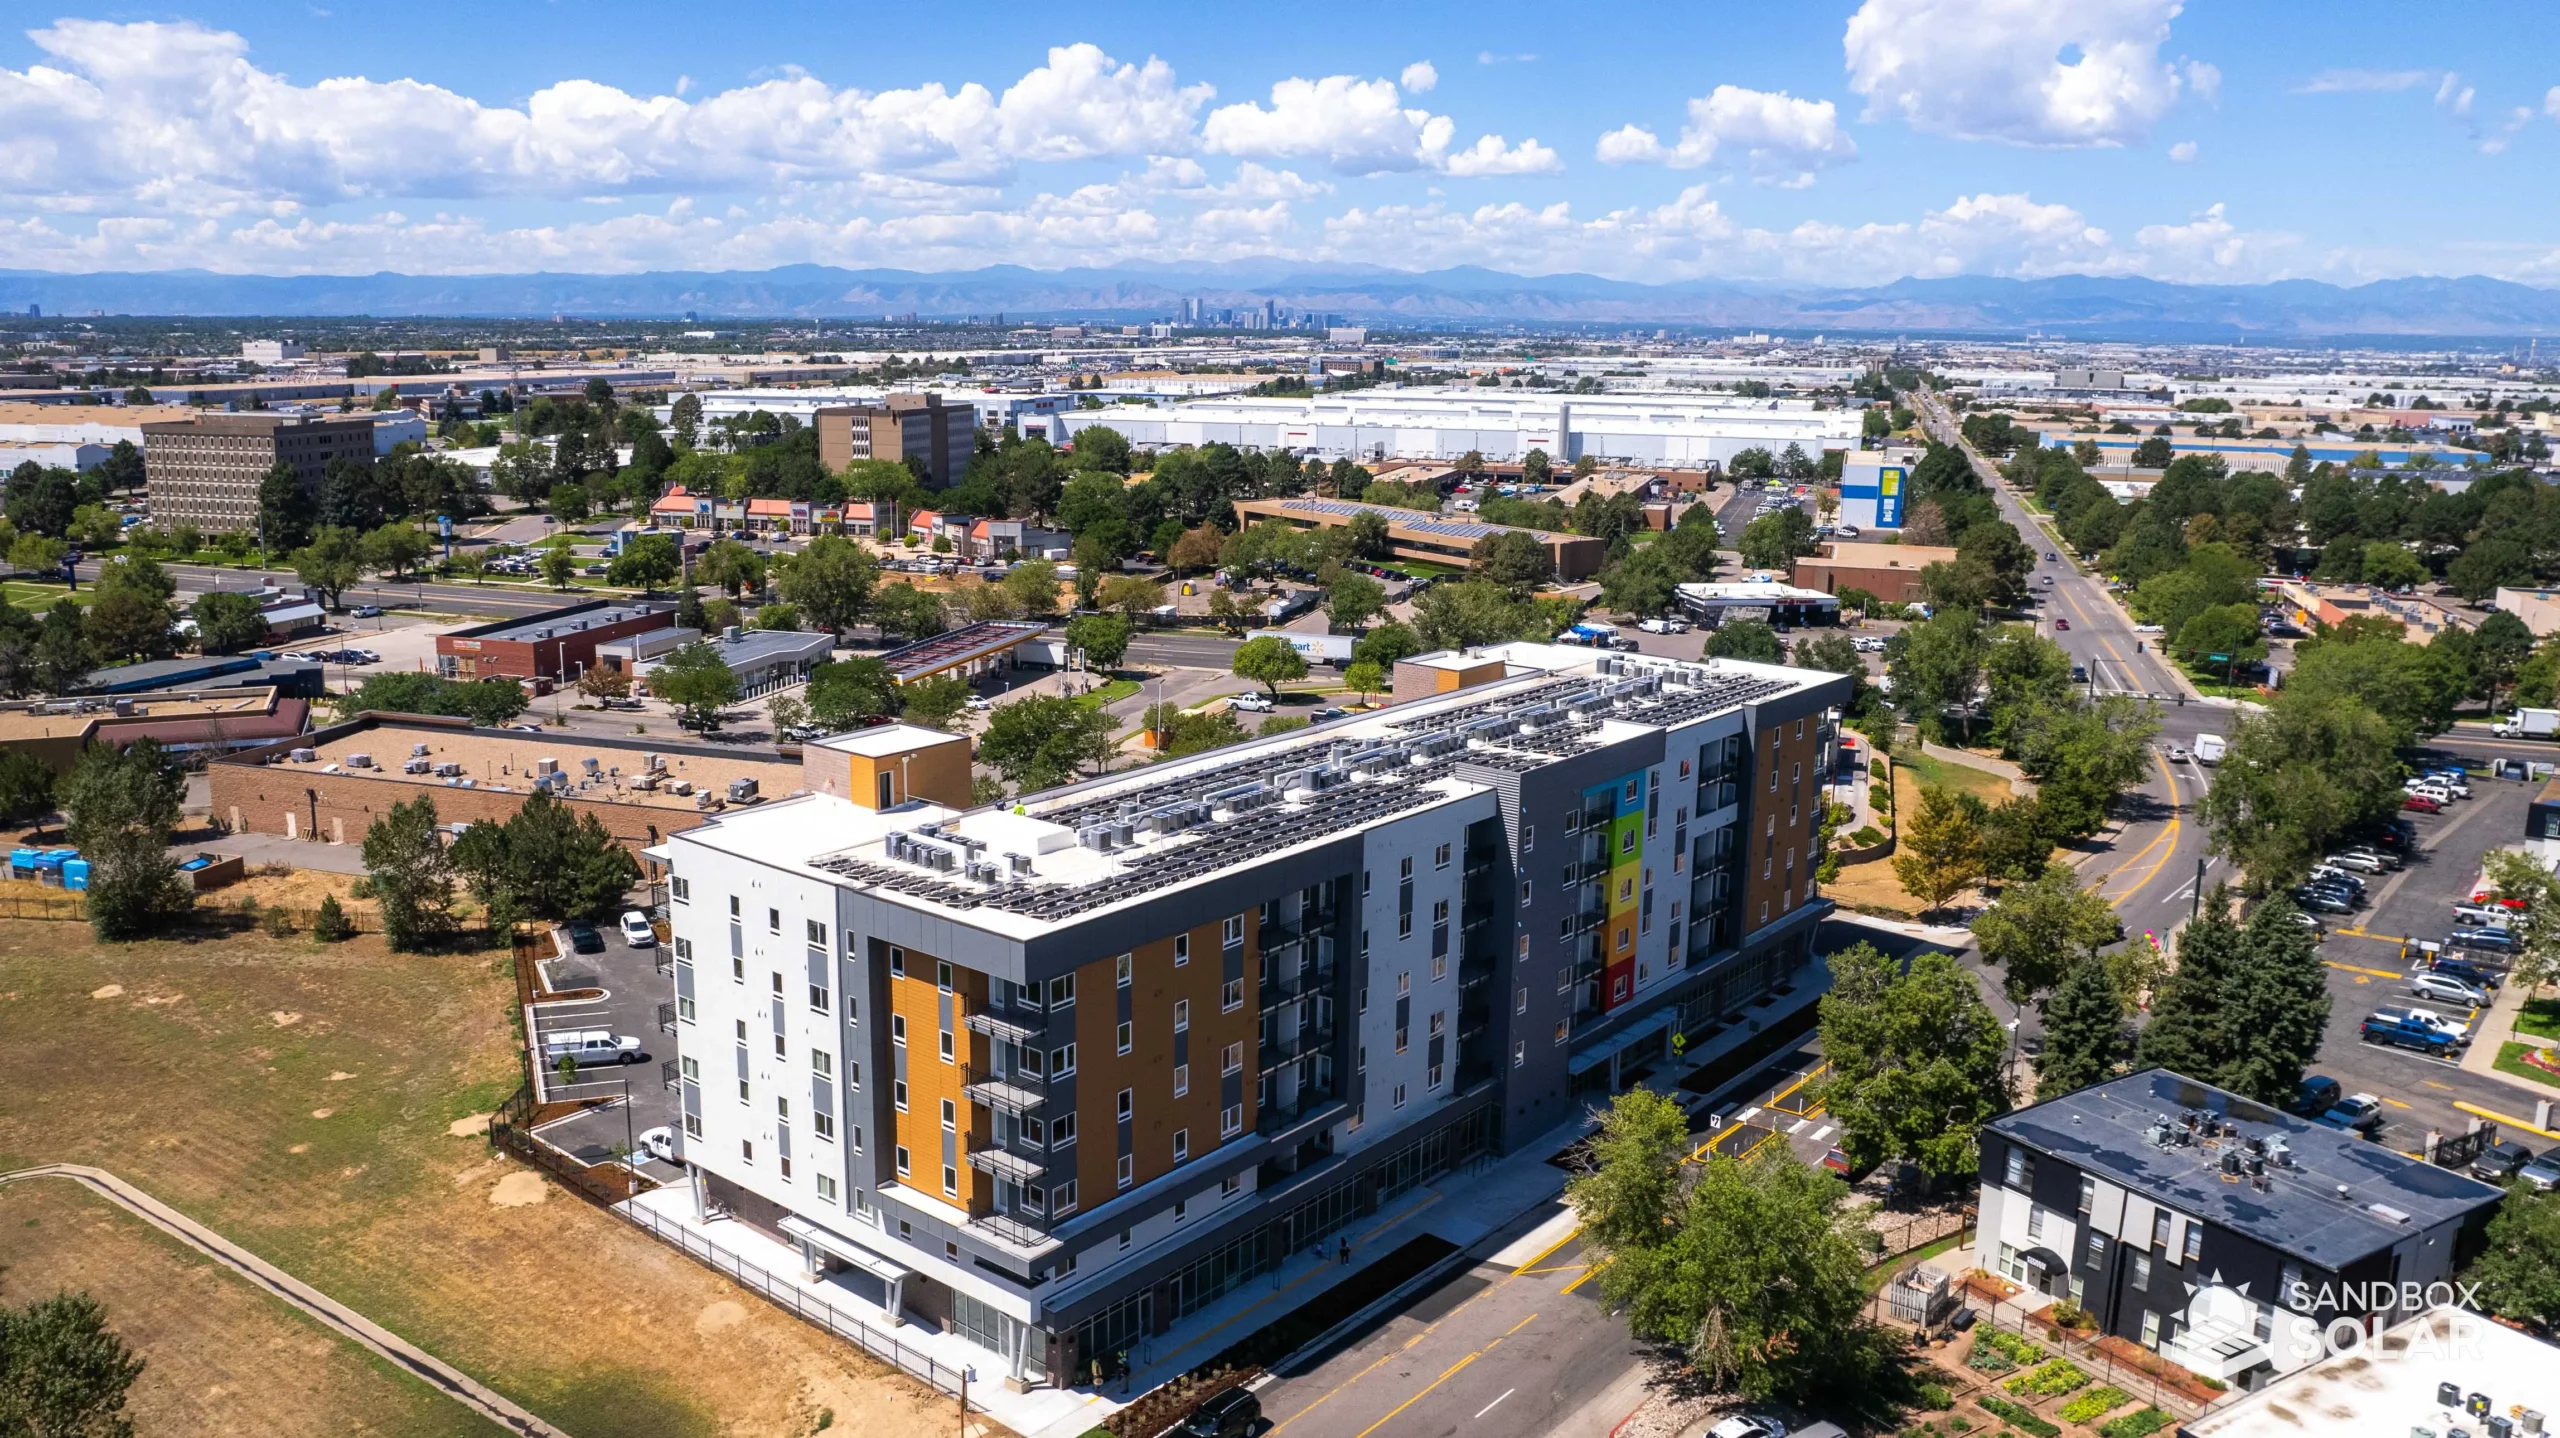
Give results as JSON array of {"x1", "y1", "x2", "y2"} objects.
[{"x1": 2460, "y1": 969, "x2": 2560, "y2": 1114}]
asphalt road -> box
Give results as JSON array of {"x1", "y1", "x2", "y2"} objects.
[
  {"x1": 161, "y1": 560, "x2": 605, "y2": 619},
  {"x1": 1253, "y1": 920, "x2": 1946, "y2": 1438}
]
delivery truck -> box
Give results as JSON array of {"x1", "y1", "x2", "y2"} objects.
[
  {"x1": 2193, "y1": 733, "x2": 2227, "y2": 765},
  {"x1": 2494, "y1": 708, "x2": 2560, "y2": 739},
  {"x1": 1261, "y1": 631, "x2": 1355, "y2": 666}
]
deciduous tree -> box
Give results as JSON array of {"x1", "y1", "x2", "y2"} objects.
[
  {"x1": 1817, "y1": 942, "x2": 2011, "y2": 1184},
  {"x1": 652, "y1": 642, "x2": 742, "y2": 732},
  {"x1": 0, "y1": 1290, "x2": 145, "y2": 1438},
  {"x1": 1892, "y1": 785, "x2": 1986, "y2": 915},
  {"x1": 1972, "y1": 865, "x2": 2120, "y2": 1004},
  {"x1": 60, "y1": 738, "x2": 188, "y2": 941},
  {"x1": 1232, "y1": 634, "x2": 1309, "y2": 699}
]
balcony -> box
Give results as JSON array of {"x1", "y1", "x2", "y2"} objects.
[
  {"x1": 1256, "y1": 1092, "x2": 1338, "y2": 1138},
  {"x1": 966, "y1": 1143, "x2": 1049, "y2": 1186},
  {"x1": 1260, "y1": 941, "x2": 1336, "y2": 1011},
  {"x1": 962, "y1": 1063, "x2": 1047, "y2": 1114},
  {"x1": 1572, "y1": 932, "x2": 1606, "y2": 981},
  {"x1": 963, "y1": 1008, "x2": 1044, "y2": 1045},
  {"x1": 971, "y1": 1207, "x2": 1056, "y2": 1248},
  {"x1": 1261, "y1": 1013, "x2": 1338, "y2": 1068},
  {"x1": 1456, "y1": 954, "x2": 1495, "y2": 990}
]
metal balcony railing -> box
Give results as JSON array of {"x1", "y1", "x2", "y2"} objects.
[
  {"x1": 967, "y1": 1143, "x2": 1048, "y2": 1185},
  {"x1": 972, "y1": 1207, "x2": 1056, "y2": 1246},
  {"x1": 963, "y1": 1008, "x2": 1043, "y2": 1044},
  {"x1": 962, "y1": 1063, "x2": 1047, "y2": 1114}
]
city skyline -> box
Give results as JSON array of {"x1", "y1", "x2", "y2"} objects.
[{"x1": 0, "y1": 2, "x2": 2556, "y2": 287}]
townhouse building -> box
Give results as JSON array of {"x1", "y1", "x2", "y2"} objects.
[
  {"x1": 658, "y1": 643, "x2": 1848, "y2": 1389},
  {"x1": 1977, "y1": 1070, "x2": 2504, "y2": 1392}
]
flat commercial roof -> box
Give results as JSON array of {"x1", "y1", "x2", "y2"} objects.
[
  {"x1": 1991, "y1": 1070, "x2": 2503, "y2": 1268},
  {"x1": 1806, "y1": 542, "x2": 1960, "y2": 568},
  {"x1": 814, "y1": 723, "x2": 965, "y2": 758},
  {"x1": 1258, "y1": 497, "x2": 1580, "y2": 546},
  {"x1": 255, "y1": 717, "x2": 807, "y2": 816},
  {"x1": 2182, "y1": 1306, "x2": 2557, "y2": 1438},
  {"x1": 0, "y1": 688, "x2": 289, "y2": 743},
  {"x1": 879, "y1": 620, "x2": 1049, "y2": 683},
  {"x1": 453, "y1": 601, "x2": 669, "y2": 645}
]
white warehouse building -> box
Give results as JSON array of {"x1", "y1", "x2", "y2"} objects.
[{"x1": 1053, "y1": 389, "x2": 1858, "y2": 468}]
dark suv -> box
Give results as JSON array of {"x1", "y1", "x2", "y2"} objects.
[{"x1": 1178, "y1": 1387, "x2": 1262, "y2": 1438}]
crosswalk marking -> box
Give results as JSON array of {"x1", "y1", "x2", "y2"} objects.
[
  {"x1": 1787, "y1": 1118, "x2": 1810, "y2": 1135},
  {"x1": 1813, "y1": 1125, "x2": 1835, "y2": 1142}
]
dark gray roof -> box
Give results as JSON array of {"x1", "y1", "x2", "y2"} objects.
[
  {"x1": 1990, "y1": 1069, "x2": 2504, "y2": 1269},
  {"x1": 460, "y1": 601, "x2": 669, "y2": 645}
]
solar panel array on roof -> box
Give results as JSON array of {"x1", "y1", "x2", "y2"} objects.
[{"x1": 802, "y1": 654, "x2": 1813, "y2": 923}]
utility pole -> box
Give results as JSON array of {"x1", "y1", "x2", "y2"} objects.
[{"x1": 2191, "y1": 855, "x2": 2207, "y2": 920}]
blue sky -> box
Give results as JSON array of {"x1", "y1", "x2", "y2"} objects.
[{"x1": 1, "y1": 2, "x2": 2554, "y2": 285}]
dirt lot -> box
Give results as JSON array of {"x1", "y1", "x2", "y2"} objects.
[{"x1": 0, "y1": 922, "x2": 984, "y2": 1438}]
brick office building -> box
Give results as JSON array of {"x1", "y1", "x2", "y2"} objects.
[
  {"x1": 813, "y1": 393, "x2": 977, "y2": 484},
  {"x1": 435, "y1": 600, "x2": 673, "y2": 683},
  {"x1": 209, "y1": 714, "x2": 811, "y2": 852},
  {"x1": 139, "y1": 412, "x2": 377, "y2": 534}
]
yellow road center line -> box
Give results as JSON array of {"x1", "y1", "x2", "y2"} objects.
[
  {"x1": 2105, "y1": 750, "x2": 2184, "y2": 910},
  {"x1": 1506, "y1": 1313, "x2": 1540, "y2": 1335},
  {"x1": 1508, "y1": 1224, "x2": 1582, "y2": 1276},
  {"x1": 1349, "y1": 1351, "x2": 1484, "y2": 1438}
]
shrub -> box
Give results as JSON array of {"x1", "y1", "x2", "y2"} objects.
[
  {"x1": 1965, "y1": 1344, "x2": 2019, "y2": 1375},
  {"x1": 2004, "y1": 1359, "x2": 2089, "y2": 1398},
  {"x1": 1851, "y1": 825, "x2": 1886, "y2": 847},
  {"x1": 260, "y1": 907, "x2": 295, "y2": 938},
  {"x1": 1975, "y1": 1396, "x2": 2060, "y2": 1438},
  {"x1": 1917, "y1": 1381, "x2": 1955, "y2": 1410},
  {"x1": 313, "y1": 893, "x2": 355, "y2": 942},
  {"x1": 2097, "y1": 1409, "x2": 2172, "y2": 1438},
  {"x1": 2060, "y1": 1386, "x2": 2133, "y2": 1425},
  {"x1": 1982, "y1": 1330, "x2": 2047, "y2": 1365}
]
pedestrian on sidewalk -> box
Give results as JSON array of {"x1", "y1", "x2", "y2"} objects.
[
  {"x1": 1338, "y1": 1236, "x2": 1350, "y2": 1266},
  {"x1": 1117, "y1": 1349, "x2": 1131, "y2": 1394}
]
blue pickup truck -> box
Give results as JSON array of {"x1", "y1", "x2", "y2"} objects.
[{"x1": 2360, "y1": 1008, "x2": 2462, "y2": 1056}]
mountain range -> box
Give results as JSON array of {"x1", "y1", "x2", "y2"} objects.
[{"x1": 4, "y1": 264, "x2": 2559, "y2": 342}]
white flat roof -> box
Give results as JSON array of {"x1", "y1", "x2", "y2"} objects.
[
  {"x1": 812, "y1": 723, "x2": 965, "y2": 758},
  {"x1": 2184, "y1": 1306, "x2": 2557, "y2": 1438}
]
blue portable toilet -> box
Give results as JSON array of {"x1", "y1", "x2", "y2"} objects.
[
  {"x1": 9, "y1": 846, "x2": 39, "y2": 878},
  {"x1": 60, "y1": 858, "x2": 87, "y2": 891}
]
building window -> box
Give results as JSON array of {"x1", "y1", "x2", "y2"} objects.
[
  {"x1": 1174, "y1": 935, "x2": 1190, "y2": 966},
  {"x1": 2003, "y1": 1145, "x2": 2031, "y2": 1190},
  {"x1": 2139, "y1": 1311, "x2": 2160, "y2": 1349},
  {"x1": 1117, "y1": 1088, "x2": 1134, "y2": 1121},
  {"x1": 891, "y1": 1015, "x2": 907, "y2": 1047},
  {"x1": 768, "y1": 908, "x2": 781, "y2": 934},
  {"x1": 1173, "y1": 1063, "x2": 1189, "y2": 1097},
  {"x1": 2152, "y1": 1210, "x2": 2172, "y2": 1251},
  {"x1": 1117, "y1": 1154, "x2": 1134, "y2": 1189},
  {"x1": 893, "y1": 1081, "x2": 908, "y2": 1112},
  {"x1": 2183, "y1": 1222, "x2": 2203, "y2": 1265},
  {"x1": 1172, "y1": 1129, "x2": 1189, "y2": 1162},
  {"x1": 1428, "y1": 1063, "x2": 1443, "y2": 1088},
  {"x1": 889, "y1": 946, "x2": 906, "y2": 977},
  {"x1": 940, "y1": 1098, "x2": 956, "y2": 1132},
  {"x1": 1222, "y1": 914, "x2": 1244, "y2": 946},
  {"x1": 936, "y1": 960, "x2": 953, "y2": 993},
  {"x1": 2027, "y1": 1205, "x2": 2046, "y2": 1242},
  {"x1": 1052, "y1": 1113, "x2": 1077, "y2": 1146},
  {"x1": 2078, "y1": 1175, "x2": 2096, "y2": 1214},
  {"x1": 1520, "y1": 880, "x2": 1532, "y2": 907},
  {"x1": 675, "y1": 936, "x2": 694, "y2": 962},
  {"x1": 1116, "y1": 953, "x2": 1133, "y2": 986},
  {"x1": 1557, "y1": 966, "x2": 1571, "y2": 993},
  {"x1": 1048, "y1": 975, "x2": 1076, "y2": 1008},
  {"x1": 852, "y1": 1124, "x2": 862, "y2": 1154},
  {"x1": 1053, "y1": 1181, "x2": 1077, "y2": 1216},
  {"x1": 741, "y1": 1139, "x2": 754, "y2": 1164},
  {"x1": 1222, "y1": 1105, "x2": 1243, "y2": 1137},
  {"x1": 1522, "y1": 824, "x2": 1534, "y2": 851},
  {"x1": 773, "y1": 1030, "x2": 787, "y2": 1058},
  {"x1": 1432, "y1": 898, "x2": 1449, "y2": 925},
  {"x1": 815, "y1": 1174, "x2": 836, "y2": 1201},
  {"x1": 807, "y1": 919, "x2": 826, "y2": 947},
  {"x1": 1392, "y1": 1084, "x2": 1407, "y2": 1109},
  {"x1": 1173, "y1": 999, "x2": 1190, "y2": 1032},
  {"x1": 1222, "y1": 1174, "x2": 1242, "y2": 1198},
  {"x1": 1222, "y1": 1042, "x2": 1242, "y2": 1075},
  {"x1": 672, "y1": 876, "x2": 691, "y2": 904},
  {"x1": 943, "y1": 1165, "x2": 959, "y2": 1197},
  {"x1": 1395, "y1": 1026, "x2": 1408, "y2": 1055},
  {"x1": 1399, "y1": 911, "x2": 1412, "y2": 940},
  {"x1": 895, "y1": 1145, "x2": 911, "y2": 1176},
  {"x1": 1432, "y1": 952, "x2": 1446, "y2": 981},
  {"x1": 1117, "y1": 1021, "x2": 1133, "y2": 1055},
  {"x1": 809, "y1": 979, "x2": 830, "y2": 1013},
  {"x1": 2131, "y1": 1252, "x2": 2152, "y2": 1292},
  {"x1": 1050, "y1": 1043, "x2": 1077, "y2": 1076},
  {"x1": 1554, "y1": 1019, "x2": 1569, "y2": 1045},
  {"x1": 2086, "y1": 1231, "x2": 2108, "y2": 1269},
  {"x1": 732, "y1": 954, "x2": 744, "y2": 982},
  {"x1": 1512, "y1": 1041, "x2": 1526, "y2": 1068},
  {"x1": 1435, "y1": 843, "x2": 1451, "y2": 869},
  {"x1": 1399, "y1": 856, "x2": 1414, "y2": 881},
  {"x1": 1222, "y1": 979, "x2": 1244, "y2": 1012}
]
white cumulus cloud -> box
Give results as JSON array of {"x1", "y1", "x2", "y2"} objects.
[
  {"x1": 0, "y1": 22, "x2": 1212, "y2": 208},
  {"x1": 1400, "y1": 61, "x2": 1438, "y2": 94},
  {"x1": 1594, "y1": 85, "x2": 1856, "y2": 186},
  {"x1": 2294, "y1": 68, "x2": 2432, "y2": 94},
  {"x1": 1844, "y1": 0, "x2": 2193, "y2": 147},
  {"x1": 2168, "y1": 140, "x2": 2197, "y2": 161},
  {"x1": 1203, "y1": 71, "x2": 1552, "y2": 177}
]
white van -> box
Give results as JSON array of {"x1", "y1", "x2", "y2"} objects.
[{"x1": 543, "y1": 1030, "x2": 641, "y2": 1067}]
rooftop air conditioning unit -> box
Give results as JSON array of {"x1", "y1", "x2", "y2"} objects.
[
  {"x1": 289, "y1": 747, "x2": 316, "y2": 763},
  {"x1": 728, "y1": 777, "x2": 760, "y2": 803},
  {"x1": 403, "y1": 758, "x2": 432, "y2": 774},
  {"x1": 345, "y1": 753, "x2": 373, "y2": 769}
]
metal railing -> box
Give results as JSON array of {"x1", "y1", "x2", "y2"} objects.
[
  {"x1": 961, "y1": 1063, "x2": 1047, "y2": 1113},
  {"x1": 657, "y1": 1001, "x2": 677, "y2": 1035},
  {"x1": 619, "y1": 1201, "x2": 990, "y2": 1405}
]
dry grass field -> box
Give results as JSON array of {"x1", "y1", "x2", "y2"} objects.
[{"x1": 0, "y1": 920, "x2": 983, "y2": 1438}]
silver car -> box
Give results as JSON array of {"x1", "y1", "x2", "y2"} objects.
[{"x1": 2408, "y1": 972, "x2": 2487, "y2": 1007}]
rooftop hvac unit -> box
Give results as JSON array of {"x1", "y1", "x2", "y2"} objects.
[
  {"x1": 434, "y1": 762, "x2": 463, "y2": 778},
  {"x1": 412, "y1": 742, "x2": 431, "y2": 758},
  {"x1": 644, "y1": 752, "x2": 665, "y2": 772},
  {"x1": 1006, "y1": 852, "x2": 1033, "y2": 876},
  {"x1": 289, "y1": 747, "x2": 316, "y2": 763},
  {"x1": 694, "y1": 791, "x2": 721, "y2": 810},
  {"x1": 403, "y1": 758, "x2": 432, "y2": 774},
  {"x1": 535, "y1": 757, "x2": 560, "y2": 777},
  {"x1": 668, "y1": 780, "x2": 693, "y2": 797},
  {"x1": 728, "y1": 777, "x2": 759, "y2": 803},
  {"x1": 630, "y1": 772, "x2": 660, "y2": 790},
  {"x1": 581, "y1": 756, "x2": 601, "y2": 775},
  {"x1": 966, "y1": 859, "x2": 1000, "y2": 885},
  {"x1": 1079, "y1": 825, "x2": 1115, "y2": 851},
  {"x1": 345, "y1": 753, "x2": 373, "y2": 769},
  {"x1": 1111, "y1": 821, "x2": 1134, "y2": 847}
]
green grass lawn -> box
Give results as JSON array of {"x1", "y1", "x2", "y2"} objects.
[
  {"x1": 2516, "y1": 1000, "x2": 2560, "y2": 1042},
  {"x1": 1071, "y1": 677, "x2": 1143, "y2": 710},
  {"x1": 1897, "y1": 751, "x2": 2014, "y2": 805},
  {"x1": 1864, "y1": 1230, "x2": 1968, "y2": 1293},
  {"x1": 2494, "y1": 1041, "x2": 2560, "y2": 1089}
]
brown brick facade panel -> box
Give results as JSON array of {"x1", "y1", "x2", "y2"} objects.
[{"x1": 1739, "y1": 711, "x2": 1828, "y2": 939}]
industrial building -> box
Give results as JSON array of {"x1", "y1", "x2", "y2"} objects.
[
  {"x1": 814, "y1": 394, "x2": 978, "y2": 483},
  {"x1": 1052, "y1": 389, "x2": 1859, "y2": 468},
  {"x1": 1791, "y1": 541, "x2": 1960, "y2": 606},
  {"x1": 211, "y1": 714, "x2": 810, "y2": 852},
  {"x1": 1230, "y1": 497, "x2": 1607, "y2": 582},
  {"x1": 654, "y1": 643, "x2": 1848, "y2": 1389},
  {"x1": 137, "y1": 411, "x2": 377, "y2": 534},
  {"x1": 0, "y1": 688, "x2": 310, "y2": 773},
  {"x1": 436, "y1": 600, "x2": 674, "y2": 684},
  {"x1": 1976, "y1": 1069, "x2": 2502, "y2": 1391},
  {"x1": 631, "y1": 626, "x2": 835, "y2": 700},
  {"x1": 1837, "y1": 447, "x2": 1918, "y2": 531}
]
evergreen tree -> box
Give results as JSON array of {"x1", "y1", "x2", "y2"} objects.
[
  {"x1": 361, "y1": 794, "x2": 454, "y2": 950},
  {"x1": 0, "y1": 1290, "x2": 145, "y2": 1437},
  {"x1": 2217, "y1": 898, "x2": 2332, "y2": 1104},
  {"x1": 60, "y1": 739, "x2": 189, "y2": 941},
  {"x1": 32, "y1": 600, "x2": 87, "y2": 696},
  {"x1": 255, "y1": 459, "x2": 316, "y2": 553},
  {"x1": 2134, "y1": 888, "x2": 2245, "y2": 1081},
  {"x1": 2036, "y1": 958, "x2": 2125, "y2": 1099}
]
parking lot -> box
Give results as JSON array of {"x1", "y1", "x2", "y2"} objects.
[
  {"x1": 2291, "y1": 743, "x2": 2546, "y2": 1149},
  {"x1": 527, "y1": 919, "x2": 685, "y2": 1182}
]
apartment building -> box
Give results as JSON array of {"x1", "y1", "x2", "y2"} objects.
[
  {"x1": 658, "y1": 643, "x2": 1848, "y2": 1389},
  {"x1": 138, "y1": 411, "x2": 376, "y2": 534},
  {"x1": 1977, "y1": 1070, "x2": 2503, "y2": 1391},
  {"x1": 814, "y1": 393, "x2": 977, "y2": 484}
]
